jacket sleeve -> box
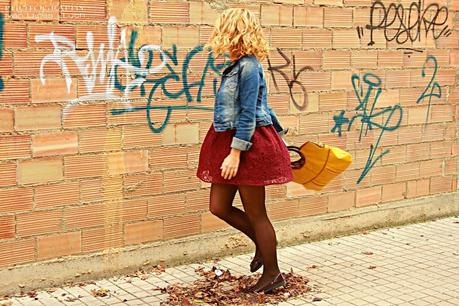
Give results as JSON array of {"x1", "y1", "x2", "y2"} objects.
[
  {"x1": 267, "y1": 105, "x2": 289, "y2": 137},
  {"x1": 230, "y1": 62, "x2": 259, "y2": 151}
]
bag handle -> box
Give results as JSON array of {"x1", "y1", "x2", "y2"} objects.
[{"x1": 287, "y1": 146, "x2": 305, "y2": 169}]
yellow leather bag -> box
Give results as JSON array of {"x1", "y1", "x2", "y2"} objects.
[{"x1": 287, "y1": 142, "x2": 352, "y2": 191}]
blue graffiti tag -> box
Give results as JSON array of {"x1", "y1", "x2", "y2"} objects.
[
  {"x1": 416, "y1": 55, "x2": 441, "y2": 126},
  {"x1": 331, "y1": 73, "x2": 403, "y2": 184},
  {"x1": 110, "y1": 32, "x2": 232, "y2": 133}
]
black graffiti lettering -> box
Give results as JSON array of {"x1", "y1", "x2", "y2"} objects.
[
  {"x1": 365, "y1": 0, "x2": 449, "y2": 46},
  {"x1": 267, "y1": 48, "x2": 313, "y2": 111}
]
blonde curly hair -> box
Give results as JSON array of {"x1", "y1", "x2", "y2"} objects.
[{"x1": 204, "y1": 8, "x2": 269, "y2": 62}]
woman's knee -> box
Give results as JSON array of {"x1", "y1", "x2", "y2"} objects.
[{"x1": 209, "y1": 201, "x2": 228, "y2": 218}]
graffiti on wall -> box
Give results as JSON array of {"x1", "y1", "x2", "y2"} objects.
[
  {"x1": 331, "y1": 73, "x2": 403, "y2": 184},
  {"x1": 266, "y1": 48, "x2": 313, "y2": 111},
  {"x1": 37, "y1": 17, "x2": 221, "y2": 132},
  {"x1": 416, "y1": 55, "x2": 441, "y2": 126},
  {"x1": 332, "y1": 55, "x2": 443, "y2": 183},
  {"x1": 356, "y1": 0, "x2": 451, "y2": 47}
]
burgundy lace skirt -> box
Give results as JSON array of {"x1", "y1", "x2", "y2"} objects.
[{"x1": 196, "y1": 124, "x2": 293, "y2": 186}]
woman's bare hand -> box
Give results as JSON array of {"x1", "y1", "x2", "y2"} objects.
[{"x1": 220, "y1": 149, "x2": 241, "y2": 180}]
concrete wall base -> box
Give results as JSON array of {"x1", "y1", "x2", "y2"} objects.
[{"x1": 1, "y1": 192, "x2": 458, "y2": 295}]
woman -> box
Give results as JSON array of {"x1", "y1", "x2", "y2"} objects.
[{"x1": 196, "y1": 8, "x2": 293, "y2": 294}]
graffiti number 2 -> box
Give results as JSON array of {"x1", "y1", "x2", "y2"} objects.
[{"x1": 416, "y1": 55, "x2": 441, "y2": 126}]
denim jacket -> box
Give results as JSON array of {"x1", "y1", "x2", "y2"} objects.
[{"x1": 213, "y1": 55, "x2": 288, "y2": 151}]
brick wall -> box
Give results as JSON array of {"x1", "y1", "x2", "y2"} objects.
[{"x1": 0, "y1": 0, "x2": 458, "y2": 268}]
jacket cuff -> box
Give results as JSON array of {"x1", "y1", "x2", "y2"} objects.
[
  {"x1": 278, "y1": 127, "x2": 289, "y2": 138},
  {"x1": 231, "y1": 136, "x2": 253, "y2": 151}
]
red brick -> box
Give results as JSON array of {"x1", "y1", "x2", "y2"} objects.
[
  {"x1": 121, "y1": 199, "x2": 148, "y2": 222},
  {"x1": 124, "y1": 172, "x2": 163, "y2": 198},
  {"x1": 0, "y1": 135, "x2": 30, "y2": 160},
  {"x1": 323, "y1": 51, "x2": 351, "y2": 70},
  {"x1": 430, "y1": 176, "x2": 454, "y2": 194},
  {"x1": 3, "y1": 23, "x2": 27, "y2": 48},
  {"x1": 406, "y1": 142, "x2": 431, "y2": 161},
  {"x1": 351, "y1": 50, "x2": 378, "y2": 69},
  {"x1": 382, "y1": 182, "x2": 406, "y2": 203},
  {"x1": 319, "y1": 92, "x2": 347, "y2": 112},
  {"x1": 0, "y1": 52, "x2": 13, "y2": 76},
  {"x1": 61, "y1": 0, "x2": 106, "y2": 22},
  {"x1": 385, "y1": 70, "x2": 411, "y2": 89},
  {"x1": 371, "y1": 165, "x2": 396, "y2": 185},
  {"x1": 63, "y1": 104, "x2": 107, "y2": 129},
  {"x1": 82, "y1": 226, "x2": 123, "y2": 253},
  {"x1": 31, "y1": 78, "x2": 77, "y2": 103},
  {"x1": 451, "y1": 50, "x2": 459, "y2": 67},
  {"x1": 109, "y1": 0, "x2": 148, "y2": 24},
  {"x1": 17, "y1": 210, "x2": 62, "y2": 237},
  {"x1": 185, "y1": 189, "x2": 209, "y2": 212},
  {"x1": 403, "y1": 52, "x2": 427, "y2": 68},
  {"x1": 0, "y1": 215, "x2": 15, "y2": 239},
  {"x1": 149, "y1": 0, "x2": 189, "y2": 23},
  {"x1": 65, "y1": 154, "x2": 106, "y2": 179},
  {"x1": 80, "y1": 178, "x2": 102, "y2": 203},
  {"x1": 297, "y1": 195, "x2": 327, "y2": 217},
  {"x1": 28, "y1": 24, "x2": 76, "y2": 48},
  {"x1": 356, "y1": 186, "x2": 382, "y2": 207},
  {"x1": 324, "y1": 8, "x2": 352, "y2": 28},
  {"x1": 18, "y1": 158, "x2": 63, "y2": 185},
  {"x1": 79, "y1": 127, "x2": 122, "y2": 153},
  {"x1": 261, "y1": 4, "x2": 292, "y2": 26},
  {"x1": 149, "y1": 146, "x2": 189, "y2": 170},
  {"x1": 37, "y1": 231, "x2": 81, "y2": 260},
  {"x1": 378, "y1": 51, "x2": 403, "y2": 68},
  {"x1": 430, "y1": 142, "x2": 452, "y2": 159},
  {"x1": 106, "y1": 150, "x2": 148, "y2": 175},
  {"x1": 0, "y1": 239, "x2": 35, "y2": 268},
  {"x1": 122, "y1": 125, "x2": 162, "y2": 149},
  {"x1": 271, "y1": 28, "x2": 302, "y2": 49},
  {"x1": 35, "y1": 181, "x2": 80, "y2": 209},
  {"x1": 406, "y1": 179, "x2": 430, "y2": 198},
  {"x1": 299, "y1": 71, "x2": 331, "y2": 91},
  {"x1": 0, "y1": 79, "x2": 30, "y2": 104},
  {"x1": 148, "y1": 193, "x2": 186, "y2": 218},
  {"x1": 0, "y1": 108, "x2": 14, "y2": 132},
  {"x1": 65, "y1": 203, "x2": 107, "y2": 229},
  {"x1": 430, "y1": 105, "x2": 455, "y2": 123},
  {"x1": 420, "y1": 159, "x2": 443, "y2": 178},
  {"x1": 294, "y1": 6, "x2": 323, "y2": 27},
  {"x1": 125, "y1": 220, "x2": 163, "y2": 245},
  {"x1": 14, "y1": 50, "x2": 63, "y2": 77},
  {"x1": 32, "y1": 132, "x2": 78, "y2": 157},
  {"x1": 299, "y1": 113, "x2": 330, "y2": 135},
  {"x1": 0, "y1": 1, "x2": 10, "y2": 18},
  {"x1": 162, "y1": 26, "x2": 199, "y2": 48},
  {"x1": 0, "y1": 162, "x2": 16, "y2": 187},
  {"x1": 0, "y1": 188, "x2": 33, "y2": 213},
  {"x1": 76, "y1": 23, "x2": 119, "y2": 50},
  {"x1": 328, "y1": 191, "x2": 355, "y2": 212},
  {"x1": 266, "y1": 199, "x2": 299, "y2": 222},
  {"x1": 164, "y1": 214, "x2": 200, "y2": 239},
  {"x1": 331, "y1": 71, "x2": 353, "y2": 91},
  {"x1": 176, "y1": 123, "x2": 200, "y2": 144},
  {"x1": 302, "y1": 29, "x2": 332, "y2": 49},
  {"x1": 201, "y1": 211, "x2": 229, "y2": 233},
  {"x1": 163, "y1": 169, "x2": 200, "y2": 193},
  {"x1": 15, "y1": 105, "x2": 61, "y2": 131},
  {"x1": 333, "y1": 29, "x2": 360, "y2": 48}
]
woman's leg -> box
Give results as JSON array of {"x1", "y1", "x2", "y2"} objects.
[
  {"x1": 238, "y1": 184, "x2": 281, "y2": 290},
  {"x1": 209, "y1": 183, "x2": 261, "y2": 259}
]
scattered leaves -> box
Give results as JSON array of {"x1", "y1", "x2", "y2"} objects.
[
  {"x1": 362, "y1": 251, "x2": 374, "y2": 255},
  {"x1": 312, "y1": 297, "x2": 322, "y2": 302},
  {"x1": 64, "y1": 295, "x2": 82, "y2": 302},
  {"x1": 308, "y1": 265, "x2": 318, "y2": 269},
  {"x1": 161, "y1": 266, "x2": 311, "y2": 305},
  {"x1": 368, "y1": 266, "x2": 377, "y2": 270},
  {"x1": 90, "y1": 288, "x2": 110, "y2": 297}
]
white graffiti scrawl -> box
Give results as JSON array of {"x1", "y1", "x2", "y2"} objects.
[{"x1": 37, "y1": 17, "x2": 168, "y2": 116}]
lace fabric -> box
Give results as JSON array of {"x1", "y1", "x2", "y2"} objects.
[{"x1": 196, "y1": 124, "x2": 293, "y2": 186}]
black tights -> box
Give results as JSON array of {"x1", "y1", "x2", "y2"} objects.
[{"x1": 210, "y1": 183, "x2": 280, "y2": 287}]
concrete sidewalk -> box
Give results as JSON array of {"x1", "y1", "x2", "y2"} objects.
[{"x1": 3, "y1": 216, "x2": 458, "y2": 306}]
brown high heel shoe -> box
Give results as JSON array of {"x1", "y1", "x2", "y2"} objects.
[{"x1": 255, "y1": 273, "x2": 286, "y2": 294}]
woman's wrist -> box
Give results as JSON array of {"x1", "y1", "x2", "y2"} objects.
[{"x1": 230, "y1": 148, "x2": 241, "y2": 157}]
